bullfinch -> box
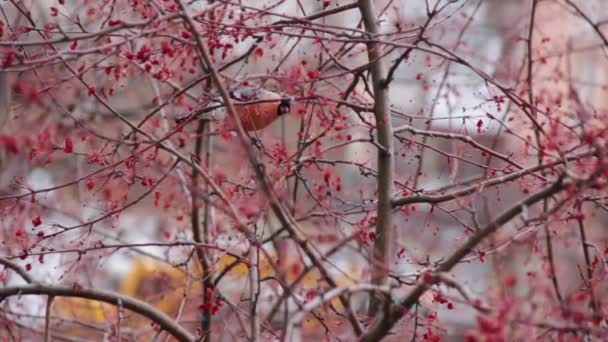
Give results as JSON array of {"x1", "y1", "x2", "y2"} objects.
[{"x1": 228, "y1": 87, "x2": 292, "y2": 131}]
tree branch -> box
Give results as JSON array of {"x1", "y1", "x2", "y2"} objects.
[
  {"x1": 0, "y1": 257, "x2": 35, "y2": 284},
  {"x1": 192, "y1": 118, "x2": 213, "y2": 341},
  {"x1": 178, "y1": 1, "x2": 365, "y2": 336},
  {"x1": 361, "y1": 175, "x2": 584, "y2": 341},
  {"x1": 357, "y1": 0, "x2": 395, "y2": 316},
  {"x1": 273, "y1": 2, "x2": 358, "y2": 25},
  {"x1": 391, "y1": 151, "x2": 592, "y2": 207},
  {"x1": 0, "y1": 284, "x2": 195, "y2": 341}
]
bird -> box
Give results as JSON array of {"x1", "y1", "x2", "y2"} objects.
[{"x1": 227, "y1": 87, "x2": 292, "y2": 131}]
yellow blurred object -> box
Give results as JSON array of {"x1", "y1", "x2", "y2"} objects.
[
  {"x1": 119, "y1": 258, "x2": 190, "y2": 320},
  {"x1": 50, "y1": 249, "x2": 363, "y2": 337},
  {"x1": 210, "y1": 252, "x2": 334, "y2": 288},
  {"x1": 53, "y1": 297, "x2": 116, "y2": 323},
  {"x1": 210, "y1": 250, "x2": 361, "y2": 289},
  {"x1": 51, "y1": 297, "x2": 116, "y2": 339}
]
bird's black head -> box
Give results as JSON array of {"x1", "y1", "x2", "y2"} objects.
[{"x1": 277, "y1": 97, "x2": 292, "y2": 116}]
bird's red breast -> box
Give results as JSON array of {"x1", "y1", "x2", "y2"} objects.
[
  {"x1": 228, "y1": 88, "x2": 286, "y2": 132},
  {"x1": 235, "y1": 99, "x2": 282, "y2": 131}
]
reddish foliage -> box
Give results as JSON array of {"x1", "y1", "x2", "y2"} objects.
[
  {"x1": 0, "y1": 1, "x2": 606, "y2": 341},
  {"x1": 32, "y1": 216, "x2": 42, "y2": 227},
  {"x1": 63, "y1": 137, "x2": 74, "y2": 153}
]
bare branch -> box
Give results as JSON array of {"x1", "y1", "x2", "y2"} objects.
[
  {"x1": 357, "y1": 0, "x2": 395, "y2": 316},
  {"x1": 361, "y1": 174, "x2": 588, "y2": 341},
  {"x1": 0, "y1": 257, "x2": 35, "y2": 284},
  {"x1": 0, "y1": 284, "x2": 195, "y2": 341}
]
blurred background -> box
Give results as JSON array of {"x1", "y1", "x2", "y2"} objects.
[{"x1": 0, "y1": 0, "x2": 607, "y2": 340}]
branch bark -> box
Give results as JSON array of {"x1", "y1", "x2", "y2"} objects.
[
  {"x1": 192, "y1": 118, "x2": 213, "y2": 341},
  {"x1": 357, "y1": 0, "x2": 395, "y2": 316},
  {"x1": 0, "y1": 257, "x2": 35, "y2": 284},
  {"x1": 0, "y1": 284, "x2": 195, "y2": 341}
]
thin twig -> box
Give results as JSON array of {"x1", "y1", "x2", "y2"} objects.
[
  {"x1": 0, "y1": 257, "x2": 35, "y2": 284},
  {"x1": 360, "y1": 173, "x2": 592, "y2": 341}
]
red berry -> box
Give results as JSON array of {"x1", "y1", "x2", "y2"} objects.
[{"x1": 32, "y1": 216, "x2": 42, "y2": 227}]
